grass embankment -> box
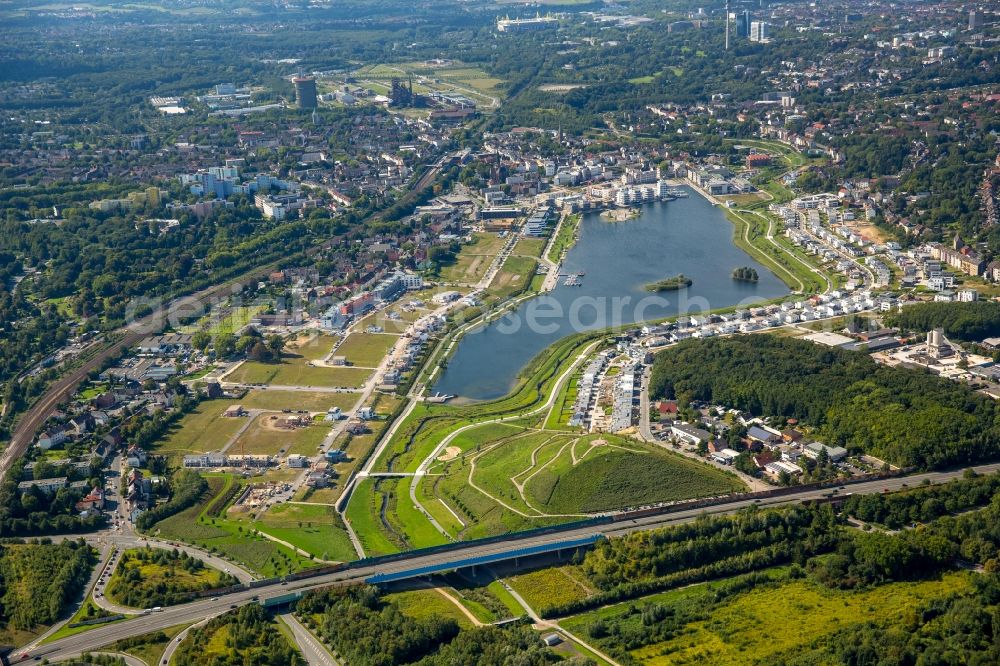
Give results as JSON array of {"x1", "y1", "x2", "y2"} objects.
[
  {"x1": 351, "y1": 334, "x2": 598, "y2": 549},
  {"x1": 374, "y1": 332, "x2": 595, "y2": 474},
  {"x1": 255, "y1": 503, "x2": 357, "y2": 563},
  {"x1": 344, "y1": 477, "x2": 404, "y2": 556},
  {"x1": 43, "y1": 599, "x2": 131, "y2": 643},
  {"x1": 545, "y1": 214, "x2": 581, "y2": 265},
  {"x1": 725, "y1": 207, "x2": 827, "y2": 294},
  {"x1": 713, "y1": 138, "x2": 832, "y2": 294},
  {"x1": 351, "y1": 330, "x2": 741, "y2": 547},
  {"x1": 428, "y1": 429, "x2": 741, "y2": 540}
]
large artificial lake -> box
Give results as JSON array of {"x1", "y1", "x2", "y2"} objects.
[{"x1": 432, "y1": 187, "x2": 789, "y2": 400}]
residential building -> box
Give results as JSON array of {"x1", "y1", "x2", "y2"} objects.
[{"x1": 671, "y1": 422, "x2": 712, "y2": 445}]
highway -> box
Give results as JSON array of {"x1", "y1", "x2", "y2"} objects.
[{"x1": 23, "y1": 460, "x2": 1000, "y2": 664}]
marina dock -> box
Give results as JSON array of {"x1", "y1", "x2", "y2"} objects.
[{"x1": 559, "y1": 271, "x2": 584, "y2": 287}]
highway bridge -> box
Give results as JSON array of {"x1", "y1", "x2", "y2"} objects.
[{"x1": 18, "y1": 461, "x2": 1000, "y2": 664}]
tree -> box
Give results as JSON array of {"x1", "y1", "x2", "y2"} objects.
[
  {"x1": 214, "y1": 333, "x2": 236, "y2": 358},
  {"x1": 267, "y1": 334, "x2": 284, "y2": 357},
  {"x1": 249, "y1": 341, "x2": 270, "y2": 362},
  {"x1": 191, "y1": 331, "x2": 211, "y2": 352}
]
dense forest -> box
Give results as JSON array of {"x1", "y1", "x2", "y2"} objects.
[
  {"x1": 886, "y1": 301, "x2": 1000, "y2": 342},
  {"x1": 295, "y1": 586, "x2": 577, "y2": 665},
  {"x1": 0, "y1": 540, "x2": 96, "y2": 632},
  {"x1": 649, "y1": 335, "x2": 1000, "y2": 468}
]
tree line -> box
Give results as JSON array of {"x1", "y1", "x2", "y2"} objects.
[
  {"x1": 135, "y1": 469, "x2": 207, "y2": 532},
  {"x1": 886, "y1": 301, "x2": 1000, "y2": 342},
  {"x1": 295, "y1": 585, "x2": 577, "y2": 666}
]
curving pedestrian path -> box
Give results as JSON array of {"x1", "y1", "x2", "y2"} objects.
[{"x1": 408, "y1": 341, "x2": 602, "y2": 538}]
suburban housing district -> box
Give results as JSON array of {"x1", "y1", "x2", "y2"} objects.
[{"x1": 1, "y1": 0, "x2": 1000, "y2": 664}]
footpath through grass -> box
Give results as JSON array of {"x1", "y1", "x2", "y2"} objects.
[{"x1": 254, "y1": 503, "x2": 357, "y2": 563}]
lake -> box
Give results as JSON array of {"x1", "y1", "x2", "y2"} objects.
[{"x1": 431, "y1": 187, "x2": 789, "y2": 400}]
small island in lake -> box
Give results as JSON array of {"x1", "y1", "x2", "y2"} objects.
[
  {"x1": 732, "y1": 266, "x2": 759, "y2": 282},
  {"x1": 601, "y1": 207, "x2": 640, "y2": 223},
  {"x1": 645, "y1": 274, "x2": 693, "y2": 292}
]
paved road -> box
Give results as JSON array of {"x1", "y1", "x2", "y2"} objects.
[
  {"x1": 157, "y1": 615, "x2": 217, "y2": 666},
  {"x1": 47, "y1": 532, "x2": 257, "y2": 586},
  {"x1": 90, "y1": 548, "x2": 133, "y2": 615},
  {"x1": 26, "y1": 461, "x2": 1000, "y2": 664},
  {"x1": 279, "y1": 612, "x2": 340, "y2": 666},
  {"x1": 85, "y1": 652, "x2": 146, "y2": 666}
]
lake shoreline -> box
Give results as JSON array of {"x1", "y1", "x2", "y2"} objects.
[{"x1": 432, "y1": 186, "x2": 789, "y2": 400}]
